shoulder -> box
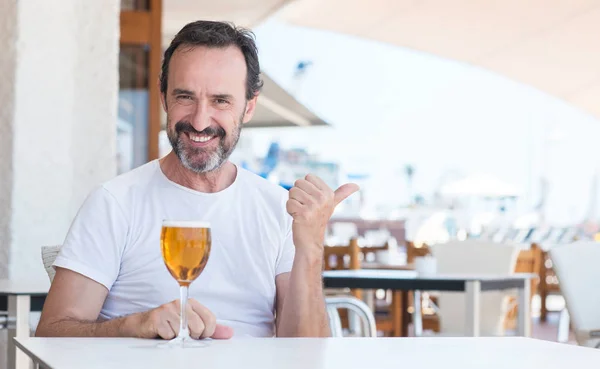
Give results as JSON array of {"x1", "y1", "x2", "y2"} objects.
[
  {"x1": 99, "y1": 160, "x2": 160, "y2": 202},
  {"x1": 236, "y1": 167, "x2": 292, "y2": 230},
  {"x1": 236, "y1": 166, "x2": 294, "y2": 241},
  {"x1": 71, "y1": 161, "x2": 160, "y2": 224},
  {"x1": 236, "y1": 166, "x2": 289, "y2": 205}
]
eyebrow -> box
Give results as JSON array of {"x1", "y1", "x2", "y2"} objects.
[
  {"x1": 212, "y1": 93, "x2": 234, "y2": 101},
  {"x1": 171, "y1": 89, "x2": 234, "y2": 100},
  {"x1": 172, "y1": 88, "x2": 194, "y2": 96}
]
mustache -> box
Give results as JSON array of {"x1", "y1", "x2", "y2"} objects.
[{"x1": 175, "y1": 121, "x2": 226, "y2": 138}]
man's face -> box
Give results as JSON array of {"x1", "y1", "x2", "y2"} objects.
[{"x1": 162, "y1": 45, "x2": 257, "y2": 173}]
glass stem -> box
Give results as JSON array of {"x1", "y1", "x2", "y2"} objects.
[{"x1": 179, "y1": 285, "x2": 190, "y2": 340}]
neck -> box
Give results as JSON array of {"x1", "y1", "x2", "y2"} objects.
[{"x1": 159, "y1": 152, "x2": 237, "y2": 193}]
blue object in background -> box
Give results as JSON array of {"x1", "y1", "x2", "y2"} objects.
[{"x1": 259, "y1": 142, "x2": 281, "y2": 178}]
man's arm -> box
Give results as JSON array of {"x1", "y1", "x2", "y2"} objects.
[
  {"x1": 36, "y1": 268, "x2": 142, "y2": 337},
  {"x1": 36, "y1": 267, "x2": 233, "y2": 339},
  {"x1": 275, "y1": 174, "x2": 359, "y2": 337},
  {"x1": 275, "y1": 252, "x2": 329, "y2": 337}
]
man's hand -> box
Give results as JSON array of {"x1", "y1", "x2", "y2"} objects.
[
  {"x1": 286, "y1": 174, "x2": 359, "y2": 253},
  {"x1": 130, "y1": 298, "x2": 233, "y2": 340}
]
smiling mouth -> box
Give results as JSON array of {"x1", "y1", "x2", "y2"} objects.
[{"x1": 186, "y1": 132, "x2": 216, "y2": 144}]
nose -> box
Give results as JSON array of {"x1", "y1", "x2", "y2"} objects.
[{"x1": 189, "y1": 99, "x2": 211, "y2": 132}]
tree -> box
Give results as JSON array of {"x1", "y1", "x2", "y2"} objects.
[{"x1": 404, "y1": 164, "x2": 415, "y2": 205}]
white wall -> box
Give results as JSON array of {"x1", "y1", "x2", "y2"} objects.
[
  {"x1": 0, "y1": 0, "x2": 18, "y2": 279},
  {"x1": 0, "y1": 1, "x2": 119, "y2": 367}
]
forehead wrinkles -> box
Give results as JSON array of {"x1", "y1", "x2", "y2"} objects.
[{"x1": 168, "y1": 45, "x2": 248, "y2": 96}]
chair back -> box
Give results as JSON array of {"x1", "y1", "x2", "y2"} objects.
[
  {"x1": 41, "y1": 245, "x2": 62, "y2": 283},
  {"x1": 324, "y1": 238, "x2": 361, "y2": 271},
  {"x1": 324, "y1": 238, "x2": 361, "y2": 299},
  {"x1": 514, "y1": 243, "x2": 543, "y2": 295},
  {"x1": 326, "y1": 296, "x2": 377, "y2": 337},
  {"x1": 549, "y1": 241, "x2": 600, "y2": 347},
  {"x1": 430, "y1": 240, "x2": 519, "y2": 336},
  {"x1": 503, "y1": 243, "x2": 543, "y2": 330},
  {"x1": 406, "y1": 241, "x2": 430, "y2": 264}
]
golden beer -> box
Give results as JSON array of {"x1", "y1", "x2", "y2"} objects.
[{"x1": 161, "y1": 221, "x2": 211, "y2": 287}]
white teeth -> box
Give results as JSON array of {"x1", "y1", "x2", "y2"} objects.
[{"x1": 189, "y1": 133, "x2": 213, "y2": 143}]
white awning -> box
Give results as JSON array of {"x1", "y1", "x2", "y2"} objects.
[
  {"x1": 250, "y1": 73, "x2": 328, "y2": 127},
  {"x1": 163, "y1": 0, "x2": 291, "y2": 44},
  {"x1": 276, "y1": 0, "x2": 600, "y2": 120},
  {"x1": 163, "y1": 0, "x2": 327, "y2": 128}
]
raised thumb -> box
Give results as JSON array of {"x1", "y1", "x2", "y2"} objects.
[{"x1": 333, "y1": 183, "x2": 360, "y2": 206}]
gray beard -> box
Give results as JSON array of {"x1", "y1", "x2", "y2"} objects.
[
  {"x1": 168, "y1": 124, "x2": 242, "y2": 174},
  {"x1": 176, "y1": 140, "x2": 226, "y2": 174}
]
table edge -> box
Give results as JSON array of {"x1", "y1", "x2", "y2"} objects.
[
  {"x1": 322, "y1": 271, "x2": 535, "y2": 282},
  {"x1": 0, "y1": 292, "x2": 49, "y2": 297},
  {"x1": 14, "y1": 337, "x2": 53, "y2": 369}
]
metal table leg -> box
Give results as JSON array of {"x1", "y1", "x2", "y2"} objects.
[
  {"x1": 413, "y1": 290, "x2": 423, "y2": 336},
  {"x1": 517, "y1": 279, "x2": 532, "y2": 337},
  {"x1": 465, "y1": 281, "x2": 481, "y2": 337},
  {"x1": 8, "y1": 295, "x2": 33, "y2": 369}
]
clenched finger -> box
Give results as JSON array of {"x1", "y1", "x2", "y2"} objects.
[
  {"x1": 165, "y1": 309, "x2": 180, "y2": 338},
  {"x1": 188, "y1": 299, "x2": 215, "y2": 338},
  {"x1": 289, "y1": 187, "x2": 312, "y2": 205},
  {"x1": 188, "y1": 299, "x2": 233, "y2": 339},
  {"x1": 305, "y1": 174, "x2": 328, "y2": 191},
  {"x1": 185, "y1": 304, "x2": 206, "y2": 339},
  {"x1": 294, "y1": 178, "x2": 320, "y2": 197},
  {"x1": 286, "y1": 199, "x2": 303, "y2": 215},
  {"x1": 156, "y1": 320, "x2": 176, "y2": 340}
]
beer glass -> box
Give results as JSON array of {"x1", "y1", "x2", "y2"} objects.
[{"x1": 160, "y1": 220, "x2": 211, "y2": 347}]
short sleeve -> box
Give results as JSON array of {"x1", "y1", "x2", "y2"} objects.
[
  {"x1": 275, "y1": 214, "x2": 295, "y2": 275},
  {"x1": 53, "y1": 186, "x2": 128, "y2": 290}
]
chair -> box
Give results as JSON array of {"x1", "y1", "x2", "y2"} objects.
[
  {"x1": 323, "y1": 238, "x2": 402, "y2": 336},
  {"x1": 549, "y1": 241, "x2": 600, "y2": 348},
  {"x1": 406, "y1": 241, "x2": 431, "y2": 264},
  {"x1": 503, "y1": 243, "x2": 542, "y2": 331},
  {"x1": 41, "y1": 245, "x2": 62, "y2": 283},
  {"x1": 406, "y1": 241, "x2": 440, "y2": 333},
  {"x1": 538, "y1": 226, "x2": 579, "y2": 322},
  {"x1": 323, "y1": 238, "x2": 361, "y2": 299},
  {"x1": 326, "y1": 296, "x2": 377, "y2": 337},
  {"x1": 361, "y1": 241, "x2": 390, "y2": 263},
  {"x1": 428, "y1": 240, "x2": 519, "y2": 336},
  {"x1": 539, "y1": 250, "x2": 562, "y2": 322}
]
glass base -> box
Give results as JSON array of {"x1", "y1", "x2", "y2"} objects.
[{"x1": 156, "y1": 336, "x2": 208, "y2": 349}]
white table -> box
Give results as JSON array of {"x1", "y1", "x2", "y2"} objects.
[
  {"x1": 323, "y1": 270, "x2": 534, "y2": 337},
  {"x1": 0, "y1": 279, "x2": 50, "y2": 369},
  {"x1": 14, "y1": 336, "x2": 600, "y2": 369}
]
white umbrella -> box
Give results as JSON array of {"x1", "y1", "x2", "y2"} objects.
[{"x1": 440, "y1": 174, "x2": 520, "y2": 198}]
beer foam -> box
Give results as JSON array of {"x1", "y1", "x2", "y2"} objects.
[{"x1": 162, "y1": 220, "x2": 211, "y2": 228}]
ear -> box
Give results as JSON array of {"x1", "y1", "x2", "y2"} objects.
[{"x1": 241, "y1": 94, "x2": 258, "y2": 124}]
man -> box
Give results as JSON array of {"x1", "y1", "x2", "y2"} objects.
[{"x1": 36, "y1": 20, "x2": 358, "y2": 339}]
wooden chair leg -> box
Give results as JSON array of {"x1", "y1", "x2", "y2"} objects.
[
  {"x1": 391, "y1": 291, "x2": 402, "y2": 337},
  {"x1": 540, "y1": 290, "x2": 548, "y2": 322},
  {"x1": 401, "y1": 291, "x2": 410, "y2": 337}
]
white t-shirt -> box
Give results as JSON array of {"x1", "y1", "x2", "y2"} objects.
[{"x1": 54, "y1": 160, "x2": 295, "y2": 337}]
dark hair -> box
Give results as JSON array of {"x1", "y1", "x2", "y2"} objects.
[{"x1": 160, "y1": 20, "x2": 263, "y2": 100}]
